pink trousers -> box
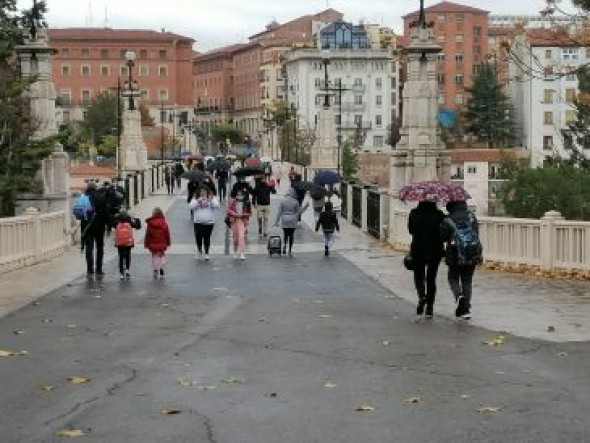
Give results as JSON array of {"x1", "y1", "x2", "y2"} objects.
[
  {"x1": 151, "y1": 252, "x2": 165, "y2": 270},
  {"x1": 231, "y1": 219, "x2": 248, "y2": 253}
]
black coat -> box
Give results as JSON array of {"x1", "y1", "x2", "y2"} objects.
[
  {"x1": 252, "y1": 181, "x2": 276, "y2": 206},
  {"x1": 82, "y1": 188, "x2": 109, "y2": 236},
  {"x1": 316, "y1": 211, "x2": 340, "y2": 233},
  {"x1": 408, "y1": 201, "x2": 445, "y2": 262}
]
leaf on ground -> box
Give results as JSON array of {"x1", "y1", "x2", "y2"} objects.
[
  {"x1": 42, "y1": 318, "x2": 52, "y2": 323},
  {"x1": 558, "y1": 352, "x2": 569, "y2": 357},
  {"x1": 12, "y1": 330, "x2": 26, "y2": 335},
  {"x1": 318, "y1": 314, "x2": 333, "y2": 319},
  {"x1": 56, "y1": 429, "x2": 88, "y2": 437},
  {"x1": 67, "y1": 376, "x2": 91, "y2": 385},
  {"x1": 460, "y1": 394, "x2": 470, "y2": 399},
  {"x1": 40, "y1": 383, "x2": 55, "y2": 391},
  {"x1": 94, "y1": 295, "x2": 102, "y2": 299},
  {"x1": 484, "y1": 335, "x2": 507, "y2": 346},
  {"x1": 324, "y1": 382, "x2": 337, "y2": 388},
  {"x1": 404, "y1": 396, "x2": 422, "y2": 404},
  {"x1": 212, "y1": 287, "x2": 228, "y2": 292},
  {"x1": 264, "y1": 392, "x2": 278, "y2": 397},
  {"x1": 355, "y1": 405, "x2": 375, "y2": 412},
  {"x1": 0, "y1": 349, "x2": 27, "y2": 357},
  {"x1": 312, "y1": 300, "x2": 324, "y2": 304},
  {"x1": 222, "y1": 376, "x2": 245, "y2": 385},
  {"x1": 160, "y1": 303, "x2": 169, "y2": 308},
  {"x1": 547, "y1": 326, "x2": 556, "y2": 333},
  {"x1": 161, "y1": 408, "x2": 182, "y2": 415},
  {"x1": 382, "y1": 340, "x2": 390, "y2": 346},
  {"x1": 478, "y1": 406, "x2": 501, "y2": 413}
]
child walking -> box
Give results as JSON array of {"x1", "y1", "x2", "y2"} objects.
[
  {"x1": 227, "y1": 188, "x2": 252, "y2": 260},
  {"x1": 144, "y1": 207, "x2": 171, "y2": 278},
  {"x1": 315, "y1": 201, "x2": 340, "y2": 257},
  {"x1": 113, "y1": 209, "x2": 141, "y2": 280}
]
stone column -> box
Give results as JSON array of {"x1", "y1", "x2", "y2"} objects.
[
  {"x1": 119, "y1": 88, "x2": 149, "y2": 173},
  {"x1": 311, "y1": 106, "x2": 338, "y2": 171}
]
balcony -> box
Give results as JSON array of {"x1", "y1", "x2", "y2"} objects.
[
  {"x1": 340, "y1": 120, "x2": 372, "y2": 131},
  {"x1": 338, "y1": 102, "x2": 366, "y2": 112},
  {"x1": 351, "y1": 84, "x2": 366, "y2": 92}
]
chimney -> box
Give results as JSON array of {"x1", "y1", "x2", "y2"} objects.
[{"x1": 161, "y1": 27, "x2": 166, "y2": 33}]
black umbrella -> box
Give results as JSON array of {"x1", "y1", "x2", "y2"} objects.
[
  {"x1": 233, "y1": 165, "x2": 264, "y2": 177},
  {"x1": 182, "y1": 169, "x2": 207, "y2": 182},
  {"x1": 292, "y1": 181, "x2": 318, "y2": 192},
  {"x1": 207, "y1": 161, "x2": 230, "y2": 172},
  {"x1": 310, "y1": 186, "x2": 328, "y2": 200}
]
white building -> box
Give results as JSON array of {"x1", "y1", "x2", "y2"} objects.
[
  {"x1": 509, "y1": 29, "x2": 589, "y2": 167},
  {"x1": 281, "y1": 20, "x2": 399, "y2": 153}
]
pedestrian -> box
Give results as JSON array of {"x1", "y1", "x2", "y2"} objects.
[
  {"x1": 174, "y1": 161, "x2": 185, "y2": 189},
  {"x1": 78, "y1": 182, "x2": 109, "y2": 280},
  {"x1": 252, "y1": 176, "x2": 276, "y2": 237},
  {"x1": 144, "y1": 207, "x2": 171, "y2": 279},
  {"x1": 113, "y1": 209, "x2": 141, "y2": 280},
  {"x1": 274, "y1": 188, "x2": 309, "y2": 257},
  {"x1": 407, "y1": 196, "x2": 445, "y2": 319},
  {"x1": 227, "y1": 188, "x2": 252, "y2": 260},
  {"x1": 105, "y1": 182, "x2": 126, "y2": 235},
  {"x1": 315, "y1": 201, "x2": 340, "y2": 257},
  {"x1": 311, "y1": 193, "x2": 326, "y2": 221},
  {"x1": 291, "y1": 174, "x2": 306, "y2": 223},
  {"x1": 231, "y1": 175, "x2": 253, "y2": 202},
  {"x1": 164, "y1": 167, "x2": 175, "y2": 195},
  {"x1": 215, "y1": 168, "x2": 229, "y2": 202},
  {"x1": 274, "y1": 163, "x2": 282, "y2": 188},
  {"x1": 288, "y1": 165, "x2": 297, "y2": 184},
  {"x1": 188, "y1": 186, "x2": 220, "y2": 260},
  {"x1": 440, "y1": 200, "x2": 483, "y2": 320}
]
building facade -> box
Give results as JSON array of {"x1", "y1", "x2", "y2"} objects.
[{"x1": 282, "y1": 20, "x2": 396, "y2": 153}]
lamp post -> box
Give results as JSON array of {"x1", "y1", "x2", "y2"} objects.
[{"x1": 124, "y1": 50, "x2": 136, "y2": 111}]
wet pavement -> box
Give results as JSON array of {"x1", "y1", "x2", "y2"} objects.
[{"x1": 0, "y1": 187, "x2": 589, "y2": 442}]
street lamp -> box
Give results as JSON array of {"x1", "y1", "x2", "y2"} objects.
[{"x1": 125, "y1": 50, "x2": 136, "y2": 111}]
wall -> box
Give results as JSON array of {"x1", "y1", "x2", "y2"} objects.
[{"x1": 357, "y1": 152, "x2": 390, "y2": 187}]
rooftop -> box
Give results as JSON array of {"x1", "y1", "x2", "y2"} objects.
[
  {"x1": 403, "y1": 1, "x2": 489, "y2": 19},
  {"x1": 49, "y1": 28, "x2": 194, "y2": 43}
]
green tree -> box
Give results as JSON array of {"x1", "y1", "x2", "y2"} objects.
[
  {"x1": 83, "y1": 91, "x2": 118, "y2": 146},
  {"x1": 211, "y1": 123, "x2": 244, "y2": 147},
  {"x1": 97, "y1": 134, "x2": 117, "y2": 157},
  {"x1": 464, "y1": 63, "x2": 514, "y2": 148},
  {"x1": 342, "y1": 125, "x2": 365, "y2": 180}
]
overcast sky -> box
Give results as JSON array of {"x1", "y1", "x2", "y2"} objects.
[{"x1": 18, "y1": 0, "x2": 550, "y2": 52}]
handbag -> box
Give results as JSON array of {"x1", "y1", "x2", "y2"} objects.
[{"x1": 403, "y1": 253, "x2": 414, "y2": 271}]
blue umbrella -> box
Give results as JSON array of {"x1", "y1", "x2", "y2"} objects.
[{"x1": 313, "y1": 170, "x2": 341, "y2": 186}]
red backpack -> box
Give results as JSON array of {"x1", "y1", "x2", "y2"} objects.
[{"x1": 114, "y1": 222, "x2": 134, "y2": 247}]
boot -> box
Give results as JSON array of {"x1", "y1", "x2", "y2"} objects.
[{"x1": 324, "y1": 245, "x2": 329, "y2": 257}]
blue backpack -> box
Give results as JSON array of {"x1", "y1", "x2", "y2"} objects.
[
  {"x1": 73, "y1": 194, "x2": 92, "y2": 221},
  {"x1": 445, "y1": 213, "x2": 483, "y2": 266}
]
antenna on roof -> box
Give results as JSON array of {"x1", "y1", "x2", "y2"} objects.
[
  {"x1": 86, "y1": 0, "x2": 93, "y2": 27},
  {"x1": 103, "y1": 0, "x2": 109, "y2": 28}
]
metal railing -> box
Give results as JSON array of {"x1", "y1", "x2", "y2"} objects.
[
  {"x1": 367, "y1": 190, "x2": 381, "y2": 239},
  {"x1": 352, "y1": 185, "x2": 362, "y2": 227},
  {"x1": 341, "y1": 182, "x2": 348, "y2": 219}
]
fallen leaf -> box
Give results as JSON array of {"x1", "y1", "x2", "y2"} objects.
[
  {"x1": 312, "y1": 300, "x2": 325, "y2": 304},
  {"x1": 264, "y1": 392, "x2": 278, "y2": 397},
  {"x1": 547, "y1": 326, "x2": 556, "y2": 333},
  {"x1": 382, "y1": 340, "x2": 390, "y2": 346},
  {"x1": 384, "y1": 295, "x2": 396, "y2": 299},
  {"x1": 42, "y1": 318, "x2": 52, "y2": 323},
  {"x1": 161, "y1": 408, "x2": 182, "y2": 415},
  {"x1": 160, "y1": 303, "x2": 169, "y2": 308},
  {"x1": 67, "y1": 376, "x2": 91, "y2": 385},
  {"x1": 0, "y1": 349, "x2": 27, "y2": 357},
  {"x1": 12, "y1": 330, "x2": 26, "y2": 335},
  {"x1": 355, "y1": 405, "x2": 375, "y2": 412},
  {"x1": 404, "y1": 396, "x2": 422, "y2": 404},
  {"x1": 94, "y1": 295, "x2": 102, "y2": 299},
  {"x1": 460, "y1": 394, "x2": 470, "y2": 399},
  {"x1": 222, "y1": 376, "x2": 245, "y2": 385},
  {"x1": 324, "y1": 382, "x2": 337, "y2": 388},
  {"x1": 478, "y1": 406, "x2": 501, "y2": 413},
  {"x1": 56, "y1": 429, "x2": 87, "y2": 437},
  {"x1": 558, "y1": 352, "x2": 568, "y2": 357},
  {"x1": 40, "y1": 383, "x2": 54, "y2": 391},
  {"x1": 318, "y1": 314, "x2": 333, "y2": 319},
  {"x1": 135, "y1": 392, "x2": 147, "y2": 396},
  {"x1": 484, "y1": 335, "x2": 507, "y2": 346}
]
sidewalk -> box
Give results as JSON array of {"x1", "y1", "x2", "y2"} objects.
[{"x1": 0, "y1": 190, "x2": 181, "y2": 318}]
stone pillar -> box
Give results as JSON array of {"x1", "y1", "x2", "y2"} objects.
[
  {"x1": 540, "y1": 210, "x2": 564, "y2": 272},
  {"x1": 120, "y1": 89, "x2": 149, "y2": 173},
  {"x1": 311, "y1": 106, "x2": 338, "y2": 171}
]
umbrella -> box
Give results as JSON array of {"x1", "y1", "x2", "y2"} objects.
[
  {"x1": 399, "y1": 180, "x2": 470, "y2": 203},
  {"x1": 187, "y1": 154, "x2": 203, "y2": 162},
  {"x1": 244, "y1": 156, "x2": 261, "y2": 167},
  {"x1": 207, "y1": 160, "x2": 230, "y2": 172},
  {"x1": 310, "y1": 186, "x2": 328, "y2": 200},
  {"x1": 233, "y1": 165, "x2": 264, "y2": 177},
  {"x1": 181, "y1": 169, "x2": 207, "y2": 182},
  {"x1": 313, "y1": 170, "x2": 341, "y2": 186},
  {"x1": 293, "y1": 181, "x2": 319, "y2": 192}
]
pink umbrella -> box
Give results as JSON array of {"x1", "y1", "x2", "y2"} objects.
[
  {"x1": 399, "y1": 180, "x2": 470, "y2": 203},
  {"x1": 244, "y1": 157, "x2": 261, "y2": 167}
]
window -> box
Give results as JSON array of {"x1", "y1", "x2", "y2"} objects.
[
  {"x1": 467, "y1": 166, "x2": 477, "y2": 174},
  {"x1": 455, "y1": 74, "x2": 463, "y2": 85},
  {"x1": 545, "y1": 49, "x2": 552, "y2": 59},
  {"x1": 335, "y1": 114, "x2": 342, "y2": 125},
  {"x1": 437, "y1": 53, "x2": 445, "y2": 62},
  {"x1": 315, "y1": 95, "x2": 323, "y2": 105},
  {"x1": 438, "y1": 95, "x2": 446, "y2": 105},
  {"x1": 455, "y1": 34, "x2": 464, "y2": 43},
  {"x1": 454, "y1": 93, "x2": 464, "y2": 104},
  {"x1": 544, "y1": 111, "x2": 554, "y2": 125},
  {"x1": 473, "y1": 26, "x2": 482, "y2": 36},
  {"x1": 354, "y1": 77, "x2": 362, "y2": 86},
  {"x1": 314, "y1": 78, "x2": 321, "y2": 88},
  {"x1": 562, "y1": 48, "x2": 579, "y2": 61},
  {"x1": 472, "y1": 64, "x2": 481, "y2": 75},
  {"x1": 437, "y1": 74, "x2": 445, "y2": 84},
  {"x1": 58, "y1": 89, "x2": 71, "y2": 105},
  {"x1": 140, "y1": 89, "x2": 149, "y2": 100},
  {"x1": 61, "y1": 48, "x2": 70, "y2": 57},
  {"x1": 455, "y1": 13, "x2": 464, "y2": 22},
  {"x1": 375, "y1": 115, "x2": 382, "y2": 127},
  {"x1": 61, "y1": 64, "x2": 71, "y2": 76},
  {"x1": 376, "y1": 95, "x2": 382, "y2": 105},
  {"x1": 81, "y1": 89, "x2": 91, "y2": 105},
  {"x1": 120, "y1": 65, "x2": 128, "y2": 76},
  {"x1": 543, "y1": 136, "x2": 553, "y2": 150},
  {"x1": 159, "y1": 50, "x2": 167, "y2": 60},
  {"x1": 376, "y1": 77, "x2": 382, "y2": 89},
  {"x1": 438, "y1": 13, "x2": 446, "y2": 21},
  {"x1": 120, "y1": 49, "x2": 127, "y2": 59},
  {"x1": 391, "y1": 77, "x2": 397, "y2": 88},
  {"x1": 81, "y1": 65, "x2": 90, "y2": 76},
  {"x1": 139, "y1": 50, "x2": 148, "y2": 59},
  {"x1": 437, "y1": 34, "x2": 446, "y2": 43},
  {"x1": 158, "y1": 65, "x2": 168, "y2": 77},
  {"x1": 62, "y1": 111, "x2": 71, "y2": 123},
  {"x1": 544, "y1": 89, "x2": 554, "y2": 103},
  {"x1": 81, "y1": 48, "x2": 90, "y2": 58},
  {"x1": 354, "y1": 94, "x2": 363, "y2": 105},
  {"x1": 354, "y1": 114, "x2": 362, "y2": 126},
  {"x1": 455, "y1": 53, "x2": 464, "y2": 63},
  {"x1": 473, "y1": 45, "x2": 481, "y2": 54},
  {"x1": 566, "y1": 72, "x2": 577, "y2": 81},
  {"x1": 139, "y1": 65, "x2": 149, "y2": 76},
  {"x1": 565, "y1": 88, "x2": 577, "y2": 103},
  {"x1": 374, "y1": 136, "x2": 384, "y2": 148},
  {"x1": 159, "y1": 89, "x2": 169, "y2": 101},
  {"x1": 565, "y1": 110, "x2": 577, "y2": 123},
  {"x1": 100, "y1": 65, "x2": 109, "y2": 76},
  {"x1": 100, "y1": 49, "x2": 109, "y2": 59},
  {"x1": 391, "y1": 92, "x2": 397, "y2": 104}
]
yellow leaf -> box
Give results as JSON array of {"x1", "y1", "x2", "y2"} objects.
[
  {"x1": 67, "y1": 376, "x2": 91, "y2": 385},
  {"x1": 324, "y1": 382, "x2": 337, "y2": 388},
  {"x1": 355, "y1": 405, "x2": 375, "y2": 412},
  {"x1": 404, "y1": 396, "x2": 422, "y2": 404},
  {"x1": 40, "y1": 383, "x2": 54, "y2": 391},
  {"x1": 0, "y1": 349, "x2": 26, "y2": 357},
  {"x1": 161, "y1": 408, "x2": 182, "y2": 415},
  {"x1": 478, "y1": 406, "x2": 501, "y2": 413},
  {"x1": 484, "y1": 335, "x2": 507, "y2": 346},
  {"x1": 56, "y1": 429, "x2": 87, "y2": 437}
]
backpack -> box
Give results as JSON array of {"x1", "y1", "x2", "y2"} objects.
[
  {"x1": 114, "y1": 222, "x2": 134, "y2": 247},
  {"x1": 445, "y1": 213, "x2": 482, "y2": 266},
  {"x1": 73, "y1": 194, "x2": 92, "y2": 221}
]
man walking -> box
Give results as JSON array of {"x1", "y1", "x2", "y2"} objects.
[
  {"x1": 215, "y1": 168, "x2": 229, "y2": 203},
  {"x1": 81, "y1": 182, "x2": 109, "y2": 280},
  {"x1": 252, "y1": 177, "x2": 276, "y2": 237},
  {"x1": 165, "y1": 167, "x2": 175, "y2": 195}
]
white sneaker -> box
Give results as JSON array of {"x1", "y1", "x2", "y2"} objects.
[
  {"x1": 240, "y1": 253, "x2": 246, "y2": 260},
  {"x1": 204, "y1": 254, "x2": 210, "y2": 261}
]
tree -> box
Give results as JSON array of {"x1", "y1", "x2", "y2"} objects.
[
  {"x1": 464, "y1": 63, "x2": 514, "y2": 148},
  {"x1": 83, "y1": 91, "x2": 118, "y2": 146},
  {"x1": 210, "y1": 123, "x2": 244, "y2": 147},
  {"x1": 342, "y1": 124, "x2": 365, "y2": 180},
  {"x1": 387, "y1": 117, "x2": 401, "y2": 148}
]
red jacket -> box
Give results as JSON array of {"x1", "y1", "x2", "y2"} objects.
[
  {"x1": 144, "y1": 213, "x2": 171, "y2": 253},
  {"x1": 227, "y1": 198, "x2": 252, "y2": 222}
]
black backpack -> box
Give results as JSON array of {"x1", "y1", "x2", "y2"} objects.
[{"x1": 445, "y1": 212, "x2": 483, "y2": 266}]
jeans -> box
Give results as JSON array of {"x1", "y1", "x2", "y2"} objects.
[
  {"x1": 117, "y1": 246, "x2": 132, "y2": 274},
  {"x1": 412, "y1": 256, "x2": 442, "y2": 307},
  {"x1": 283, "y1": 228, "x2": 295, "y2": 252},
  {"x1": 218, "y1": 181, "x2": 227, "y2": 202},
  {"x1": 83, "y1": 226, "x2": 106, "y2": 274},
  {"x1": 257, "y1": 205, "x2": 270, "y2": 234},
  {"x1": 323, "y1": 232, "x2": 335, "y2": 248},
  {"x1": 448, "y1": 265, "x2": 476, "y2": 308},
  {"x1": 194, "y1": 223, "x2": 214, "y2": 254}
]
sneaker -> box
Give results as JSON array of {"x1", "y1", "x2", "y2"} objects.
[
  {"x1": 125, "y1": 270, "x2": 131, "y2": 280},
  {"x1": 416, "y1": 297, "x2": 426, "y2": 316},
  {"x1": 425, "y1": 305, "x2": 433, "y2": 319},
  {"x1": 86, "y1": 272, "x2": 94, "y2": 280},
  {"x1": 460, "y1": 310, "x2": 472, "y2": 320},
  {"x1": 119, "y1": 273, "x2": 125, "y2": 281},
  {"x1": 240, "y1": 253, "x2": 246, "y2": 260},
  {"x1": 455, "y1": 296, "x2": 467, "y2": 318},
  {"x1": 204, "y1": 254, "x2": 210, "y2": 261},
  {"x1": 153, "y1": 270, "x2": 158, "y2": 279},
  {"x1": 324, "y1": 246, "x2": 329, "y2": 257}
]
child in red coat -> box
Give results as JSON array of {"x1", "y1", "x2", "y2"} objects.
[{"x1": 144, "y1": 207, "x2": 171, "y2": 278}]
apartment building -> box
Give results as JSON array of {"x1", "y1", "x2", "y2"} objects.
[
  {"x1": 49, "y1": 28, "x2": 195, "y2": 127},
  {"x1": 403, "y1": 1, "x2": 489, "y2": 111},
  {"x1": 510, "y1": 28, "x2": 589, "y2": 166},
  {"x1": 282, "y1": 20, "x2": 396, "y2": 152}
]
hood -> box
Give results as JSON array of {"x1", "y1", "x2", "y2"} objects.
[
  {"x1": 146, "y1": 213, "x2": 167, "y2": 228},
  {"x1": 286, "y1": 188, "x2": 298, "y2": 200},
  {"x1": 324, "y1": 201, "x2": 333, "y2": 212},
  {"x1": 446, "y1": 200, "x2": 468, "y2": 213}
]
